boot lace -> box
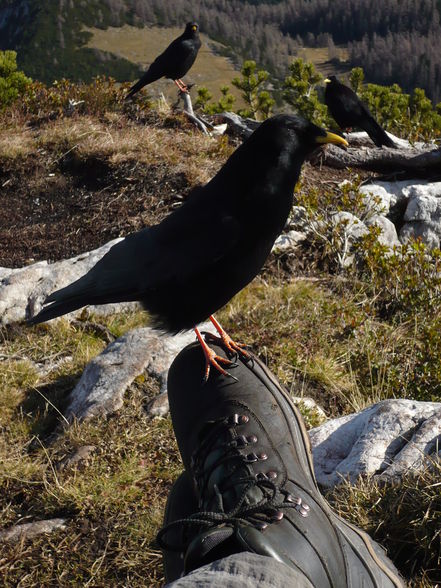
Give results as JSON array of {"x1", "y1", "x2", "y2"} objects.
[{"x1": 157, "y1": 413, "x2": 308, "y2": 551}]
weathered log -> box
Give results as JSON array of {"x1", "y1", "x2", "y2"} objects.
[
  {"x1": 214, "y1": 111, "x2": 260, "y2": 139},
  {"x1": 315, "y1": 142, "x2": 441, "y2": 174},
  {"x1": 178, "y1": 91, "x2": 210, "y2": 135}
]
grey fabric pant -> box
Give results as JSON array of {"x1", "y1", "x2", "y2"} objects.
[{"x1": 165, "y1": 553, "x2": 314, "y2": 587}]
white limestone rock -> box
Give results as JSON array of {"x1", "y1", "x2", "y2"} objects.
[
  {"x1": 66, "y1": 323, "x2": 215, "y2": 421},
  {"x1": 309, "y1": 399, "x2": 441, "y2": 487},
  {"x1": 0, "y1": 238, "x2": 140, "y2": 326},
  {"x1": 272, "y1": 230, "x2": 306, "y2": 253},
  {"x1": 0, "y1": 518, "x2": 67, "y2": 542},
  {"x1": 400, "y1": 222, "x2": 440, "y2": 249},
  {"x1": 365, "y1": 215, "x2": 401, "y2": 248},
  {"x1": 359, "y1": 179, "x2": 419, "y2": 215}
]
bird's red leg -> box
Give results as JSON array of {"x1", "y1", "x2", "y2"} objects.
[
  {"x1": 195, "y1": 327, "x2": 237, "y2": 382},
  {"x1": 208, "y1": 315, "x2": 250, "y2": 358},
  {"x1": 174, "y1": 79, "x2": 189, "y2": 93}
]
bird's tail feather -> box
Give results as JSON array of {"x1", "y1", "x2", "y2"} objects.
[
  {"x1": 363, "y1": 117, "x2": 397, "y2": 148},
  {"x1": 28, "y1": 297, "x2": 91, "y2": 325},
  {"x1": 125, "y1": 71, "x2": 157, "y2": 100},
  {"x1": 28, "y1": 272, "x2": 137, "y2": 325}
]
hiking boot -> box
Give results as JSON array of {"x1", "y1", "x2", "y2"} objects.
[{"x1": 158, "y1": 341, "x2": 403, "y2": 587}]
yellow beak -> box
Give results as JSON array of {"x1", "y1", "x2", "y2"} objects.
[
  {"x1": 324, "y1": 78, "x2": 331, "y2": 84},
  {"x1": 315, "y1": 131, "x2": 348, "y2": 148},
  {"x1": 192, "y1": 25, "x2": 198, "y2": 31}
]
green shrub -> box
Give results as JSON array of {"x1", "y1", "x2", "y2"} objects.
[
  {"x1": 22, "y1": 76, "x2": 134, "y2": 117},
  {"x1": 195, "y1": 85, "x2": 236, "y2": 114},
  {"x1": 232, "y1": 60, "x2": 274, "y2": 120},
  {"x1": 283, "y1": 58, "x2": 329, "y2": 126},
  {"x1": 0, "y1": 51, "x2": 31, "y2": 108}
]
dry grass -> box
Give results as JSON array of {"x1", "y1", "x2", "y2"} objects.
[
  {"x1": 0, "y1": 312, "x2": 180, "y2": 587},
  {"x1": 0, "y1": 126, "x2": 35, "y2": 160},
  {"x1": 8, "y1": 112, "x2": 233, "y2": 187},
  {"x1": 327, "y1": 460, "x2": 441, "y2": 584}
]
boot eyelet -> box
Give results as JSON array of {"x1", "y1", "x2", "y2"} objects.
[
  {"x1": 239, "y1": 415, "x2": 249, "y2": 425},
  {"x1": 257, "y1": 452, "x2": 268, "y2": 461},
  {"x1": 245, "y1": 452, "x2": 258, "y2": 463},
  {"x1": 267, "y1": 470, "x2": 278, "y2": 480},
  {"x1": 272, "y1": 511, "x2": 284, "y2": 522},
  {"x1": 255, "y1": 522, "x2": 268, "y2": 531},
  {"x1": 285, "y1": 493, "x2": 297, "y2": 503},
  {"x1": 247, "y1": 435, "x2": 258, "y2": 444},
  {"x1": 235, "y1": 435, "x2": 248, "y2": 447}
]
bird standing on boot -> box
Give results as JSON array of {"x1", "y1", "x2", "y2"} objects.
[
  {"x1": 28, "y1": 115, "x2": 347, "y2": 380},
  {"x1": 324, "y1": 75, "x2": 397, "y2": 148},
  {"x1": 125, "y1": 22, "x2": 201, "y2": 99}
]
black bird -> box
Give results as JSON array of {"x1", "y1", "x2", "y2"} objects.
[
  {"x1": 126, "y1": 22, "x2": 201, "y2": 99},
  {"x1": 29, "y1": 115, "x2": 347, "y2": 379},
  {"x1": 324, "y1": 76, "x2": 396, "y2": 148}
]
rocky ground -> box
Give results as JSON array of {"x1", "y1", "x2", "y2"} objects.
[{"x1": 1, "y1": 106, "x2": 441, "y2": 586}]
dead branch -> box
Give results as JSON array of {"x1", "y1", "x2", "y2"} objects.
[{"x1": 312, "y1": 142, "x2": 441, "y2": 175}]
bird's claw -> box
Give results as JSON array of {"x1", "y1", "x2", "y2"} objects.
[
  {"x1": 205, "y1": 330, "x2": 251, "y2": 360},
  {"x1": 202, "y1": 349, "x2": 238, "y2": 384}
]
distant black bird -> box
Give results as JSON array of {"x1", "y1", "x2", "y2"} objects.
[
  {"x1": 324, "y1": 76, "x2": 397, "y2": 148},
  {"x1": 29, "y1": 115, "x2": 347, "y2": 379},
  {"x1": 125, "y1": 22, "x2": 201, "y2": 99}
]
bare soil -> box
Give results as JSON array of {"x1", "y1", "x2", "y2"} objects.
[{"x1": 0, "y1": 132, "x2": 372, "y2": 269}]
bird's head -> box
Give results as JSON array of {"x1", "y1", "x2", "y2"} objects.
[
  {"x1": 259, "y1": 114, "x2": 347, "y2": 160},
  {"x1": 218, "y1": 114, "x2": 348, "y2": 199},
  {"x1": 324, "y1": 75, "x2": 337, "y2": 85},
  {"x1": 185, "y1": 22, "x2": 199, "y2": 36}
]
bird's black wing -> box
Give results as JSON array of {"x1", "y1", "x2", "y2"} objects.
[{"x1": 29, "y1": 201, "x2": 240, "y2": 324}]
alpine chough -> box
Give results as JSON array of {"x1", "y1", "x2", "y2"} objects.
[
  {"x1": 324, "y1": 76, "x2": 396, "y2": 148},
  {"x1": 126, "y1": 22, "x2": 201, "y2": 99},
  {"x1": 29, "y1": 115, "x2": 348, "y2": 379}
]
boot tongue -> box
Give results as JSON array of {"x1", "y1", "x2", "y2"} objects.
[{"x1": 184, "y1": 526, "x2": 236, "y2": 573}]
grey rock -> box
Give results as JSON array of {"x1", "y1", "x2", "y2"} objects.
[
  {"x1": 359, "y1": 179, "x2": 418, "y2": 215},
  {"x1": 330, "y1": 211, "x2": 368, "y2": 267},
  {"x1": 399, "y1": 184, "x2": 441, "y2": 248},
  {"x1": 272, "y1": 230, "x2": 306, "y2": 253},
  {"x1": 365, "y1": 215, "x2": 400, "y2": 248},
  {"x1": 403, "y1": 192, "x2": 441, "y2": 223},
  {"x1": 292, "y1": 396, "x2": 327, "y2": 424},
  {"x1": 287, "y1": 206, "x2": 309, "y2": 232},
  {"x1": 66, "y1": 323, "x2": 214, "y2": 421},
  {"x1": 146, "y1": 391, "x2": 170, "y2": 417},
  {"x1": 309, "y1": 399, "x2": 441, "y2": 487},
  {"x1": 0, "y1": 238, "x2": 139, "y2": 326},
  {"x1": 331, "y1": 211, "x2": 368, "y2": 240},
  {"x1": 0, "y1": 518, "x2": 67, "y2": 542},
  {"x1": 400, "y1": 221, "x2": 440, "y2": 249}
]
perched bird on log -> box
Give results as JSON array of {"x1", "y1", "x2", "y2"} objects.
[
  {"x1": 125, "y1": 22, "x2": 201, "y2": 99},
  {"x1": 29, "y1": 115, "x2": 347, "y2": 380},
  {"x1": 324, "y1": 76, "x2": 397, "y2": 148}
]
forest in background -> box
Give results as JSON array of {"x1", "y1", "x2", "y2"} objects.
[{"x1": 1, "y1": 0, "x2": 441, "y2": 103}]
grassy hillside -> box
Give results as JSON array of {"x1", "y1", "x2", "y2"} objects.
[{"x1": 0, "y1": 88, "x2": 440, "y2": 586}]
